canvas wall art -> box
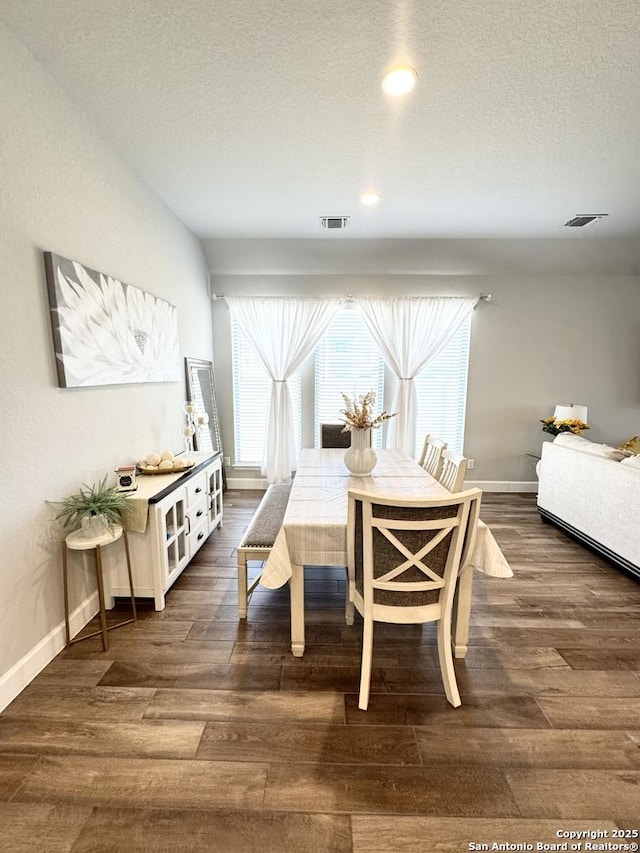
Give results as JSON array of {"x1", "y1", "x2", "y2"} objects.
[{"x1": 44, "y1": 252, "x2": 180, "y2": 388}]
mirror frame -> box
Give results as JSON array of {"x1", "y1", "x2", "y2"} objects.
[{"x1": 184, "y1": 357, "x2": 224, "y2": 459}]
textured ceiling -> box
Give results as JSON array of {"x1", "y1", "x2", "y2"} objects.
[{"x1": 2, "y1": 0, "x2": 640, "y2": 249}]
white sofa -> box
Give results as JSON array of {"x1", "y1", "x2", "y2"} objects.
[{"x1": 537, "y1": 435, "x2": 640, "y2": 582}]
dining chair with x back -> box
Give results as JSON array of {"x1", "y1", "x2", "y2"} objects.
[{"x1": 347, "y1": 486, "x2": 483, "y2": 710}]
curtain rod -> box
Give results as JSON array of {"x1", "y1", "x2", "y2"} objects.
[{"x1": 212, "y1": 293, "x2": 492, "y2": 302}]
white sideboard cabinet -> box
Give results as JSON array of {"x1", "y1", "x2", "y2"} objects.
[{"x1": 109, "y1": 452, "x2": 223, "y2": 610}]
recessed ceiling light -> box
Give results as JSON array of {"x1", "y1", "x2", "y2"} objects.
[
  {"x1": 360, "y1": 191, "x2": 382, "y2": 206},
  {"x1": 381, "y1": 66, "x2": 418, "y2": 96}
]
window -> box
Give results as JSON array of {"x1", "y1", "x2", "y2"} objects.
[
  {"x1": 231, "y1": 322, "x2": 301, "y2": 466},
  {"x1": 314, "y1": 308, "x2": 385, "y2": 448},
  {"x1": 231, "y1": 306, "x2": 471, "y2": 466},
  {"x1": 413, "y1": 315, "x2": 471, "y2": 456}
]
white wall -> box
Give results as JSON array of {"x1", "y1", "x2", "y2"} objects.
[
  {"x1": 211, "y1": 273, "x2": 640, "y2": 485},
  {"x1": 0, "y1": 25, "x2": 213, "y2": 707}
]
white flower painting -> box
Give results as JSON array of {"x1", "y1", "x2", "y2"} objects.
[{"x1": 44, "y1": 252, "x2": 180, "y2": 388}]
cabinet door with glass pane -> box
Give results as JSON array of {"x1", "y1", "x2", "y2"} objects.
[
  {"x1": 206, "y1": 456, "x2": 223, "y2": 531},
  {"x1": 151, "y1": 486, "x2": 189, "y2": 606}
]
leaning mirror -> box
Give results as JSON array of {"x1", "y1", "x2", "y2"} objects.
[{"x1": 185, "y1": 357, "x2": 223, "y2": 457}]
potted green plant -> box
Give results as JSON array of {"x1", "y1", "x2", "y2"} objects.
[{"x1": 55, "y1": 475, "x2": 131, "y2": 537}]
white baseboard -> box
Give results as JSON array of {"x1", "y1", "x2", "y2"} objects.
[
  {"x1": 0, "y1": 591, "x2": 99, "y2": 712},
  {"x1": 467, "y1": 480, "x2": 538, "y2": 493},
  {"x1": 228, "y1": 477, "x2": 539, "y2": 493},
  {"x1": 227, "y1": 477, "x2": 269, "y2": 490}
]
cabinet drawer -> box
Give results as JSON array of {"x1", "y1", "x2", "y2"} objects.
[
  {"x1": 186, "y1": 471, "x2": 207, "y2": 505},
  {"x1": 189, "y1": 515, "x2": 210, "y2": 556},
  {"x1": 188, "y1": 494, "x2": 209, "y2": 528}
]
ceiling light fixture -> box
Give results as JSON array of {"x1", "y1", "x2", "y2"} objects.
[
  {"x1": 360, "y1": 191, "x2": 382, "y2": 206},
  {"x1": 381, "y1": 66, "x2": 418, "y2": 96}
]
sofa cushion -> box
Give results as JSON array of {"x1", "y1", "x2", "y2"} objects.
[
  {"x1": 553, "y1": 433, "x2": 630, "y2": 461},
  {"x1": 620, "y1": 454, "x2": 640, "y2": 469},
  {"x1": 552, "y1": 434, "x2": 593, "y2": 449}
]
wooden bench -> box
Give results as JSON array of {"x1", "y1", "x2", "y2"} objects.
[{"x1": 236, "y1": 483, "x2": 292, "y2": 618}]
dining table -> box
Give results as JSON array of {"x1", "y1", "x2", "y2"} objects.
[{"x1": 260, "y1": 448, "x2": 513, "y2": 657}]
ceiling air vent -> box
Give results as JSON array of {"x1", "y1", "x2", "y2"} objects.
[
  {"x1": 320, "y1": 216, "x2": 350, "y2": 230},
  {"x1": 564, "y1": 214, "x2": 608, "y2": 227}
]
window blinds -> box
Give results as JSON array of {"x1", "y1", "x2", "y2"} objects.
[
  {"x1": 232, "y1": 307, "x2": 471, "y2": 464},
  {"x1": 314, "y1": 308, "x2": 385, "y2": 449},
  {"x1": 413, "y1": 315, "x2": 471, "y2": 456}
]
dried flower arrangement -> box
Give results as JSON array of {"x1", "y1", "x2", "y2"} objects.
[
  {"x1": 340, "y1": 391, "x2": 397, "y2": 432},
  {"x1": 540, "y1": 416, "x2": 590, "y2": 437}
]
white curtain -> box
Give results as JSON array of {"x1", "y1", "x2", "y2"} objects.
[
  {"x1": 227, "y1": 296, "x2": 340, "y2": 483},
  {"x1": 355, "y1": 297, "x2": 478, "y2": 456}
]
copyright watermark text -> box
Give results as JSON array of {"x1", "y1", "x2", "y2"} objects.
[{"x1": 468, "y1": 829, "x2": 639, "y2": 852}]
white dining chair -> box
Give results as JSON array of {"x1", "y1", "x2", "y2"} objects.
[
  {"x1": 347, "y1": 486, "x2": 483, "y2": 710},
  {"x1": 421, "y1": 436, "x2": 447, "y2": 478},
  {"x1": 417, "y1": 433, "x2": 430, "y2": 467},
  {"x1": 438, "y1": 449, "x2": 468, "y2": 492}
]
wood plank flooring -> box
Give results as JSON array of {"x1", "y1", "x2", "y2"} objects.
[{"x1": 1, "y1": 491, "x2": 639, "y2": 851}]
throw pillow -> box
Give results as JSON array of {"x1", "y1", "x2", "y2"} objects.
[
  {"x1": 578, "y1": 443, "x2": 630, "y2": 461},
  {"x1": 618, "y1": 435, "x2": 640, "y2": 454}
]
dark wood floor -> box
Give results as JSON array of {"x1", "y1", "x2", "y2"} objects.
[{"x1": 1, "y1": 492, "x2": 639, "y2": 852}]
